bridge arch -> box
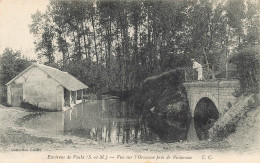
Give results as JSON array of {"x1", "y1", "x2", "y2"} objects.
[
  {"x1": 193, "y1": 97, "x2": 219, "y2": 140},
  {"x1": 191, "y1": 91, "x2": 220, "y2": 117},
  {"x1": 184, "y1": 80, "x2": 240, "y2": 140}
]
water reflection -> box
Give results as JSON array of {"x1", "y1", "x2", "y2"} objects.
[
  {"x1": 187, "y1": 118, "x2": 199, "y2": 141},
  {"x1": 23, "y1": 100, "x2": 160, "y2": 144}
]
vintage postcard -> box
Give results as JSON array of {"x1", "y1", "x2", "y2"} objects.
[{"x1": 0, "y1": 0, "x2": 259, "y2": 162}]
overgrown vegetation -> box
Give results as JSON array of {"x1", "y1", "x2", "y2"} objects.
[
  {"x1": 207, "y1": 47, "x2": 260, "y2": 142},
  {"x1": 133, "y1": 69, "x2": 191, "y2": 142},
  {"x1": 229, "y1": 46, "x2": 259, "y2": 96}
]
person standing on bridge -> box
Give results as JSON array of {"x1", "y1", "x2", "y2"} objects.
[{"x1": 192, "y1": 59, "x2": 204, "y2": 81}]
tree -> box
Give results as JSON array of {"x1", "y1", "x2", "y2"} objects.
[
  {"x1": 226, "y1": 0, "x2": 246, "y2": 46},
  {"x1": 229, "y1": 46, "x2": 259, "y2": 95},
  {"x1": 28, "y1": 0, "x2": 260, "y2": 96},
  {"x1": 30, "y1": 10, "x2": 55, "y2": 64},
  {"x1": 0, "y1": 48, "x2": 31, "y2": 103},
  {"x1": 129, "y1": 1, "x2": 143, "y2": 88},
  {"x1": 243, "y1": 0, "x2": 260, "y2": 47}
]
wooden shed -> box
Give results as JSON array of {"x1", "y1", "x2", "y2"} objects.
[{"x1": 6, "y1": 63, "x2": 88, "y2": 111}]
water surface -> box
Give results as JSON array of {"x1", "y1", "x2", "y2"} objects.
[
  {"x1": 23, "y1": 99, "x2": 199, "y2": 144},
  {"x1": 23, "y1": 99, "x2": 160, "y2": 144}
]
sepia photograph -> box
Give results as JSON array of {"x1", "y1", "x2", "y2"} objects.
[{"x1": 0, "y1": 0, "x2": 259, "y2": 162}]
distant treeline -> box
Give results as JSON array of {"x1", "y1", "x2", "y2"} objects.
[
  {"x1": 28, "y1": 0, "x2": 260, "y2": 93},
  {"x1": 0, "y1": 49, "x2": 32, "y2": 103}
]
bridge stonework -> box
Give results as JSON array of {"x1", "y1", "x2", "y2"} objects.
[{"x1": 183, "y1": 80, "x2": 240, "y2": 117}]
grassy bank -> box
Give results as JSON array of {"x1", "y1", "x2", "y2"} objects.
[{"x1": 225, "y1": 92, "x2": 260, "y2": 151}]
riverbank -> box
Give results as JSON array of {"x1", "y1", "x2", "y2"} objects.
[
  {"x1": 225, "y1": 92, "x2": 260, "y2": 151},
  {"x1": 0, "y1": 104, "x2": 259, "y2": 154}
]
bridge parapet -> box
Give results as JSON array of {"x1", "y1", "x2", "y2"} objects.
[
  {"x1": 183, "y1": 80, "x2": 239, "y2": 88},
  {"x1": 183, "y1": 80, "x2": 240, "y2": 117}
]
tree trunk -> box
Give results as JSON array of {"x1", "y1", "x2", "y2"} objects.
[
  {"x1": 82, "y1": 22, "x2": 88, "y2": 59},
  {"x1": 91, "y1": 13, "x2": 101, "y2": 100},
  {"x1": 133, "y1": 22, "x2": 138, "y2": 89},
  {"x1": 77, "y1": 25, "x2": 82, "y2": 60}
]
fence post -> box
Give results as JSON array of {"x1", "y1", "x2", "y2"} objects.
[
  {"x1": 192, "y1": 69, "x2": 194, "y2": 81},
  {"x1": 184, "y1": 69, "x2": 187, "y2": 82},
  {"x1": 226, "y1": 51, "x2": 229, "y2": 79}
]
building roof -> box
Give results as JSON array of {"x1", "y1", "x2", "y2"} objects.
[{"x1": 6, "y1": 63, "x2": 88, "y2": 91}]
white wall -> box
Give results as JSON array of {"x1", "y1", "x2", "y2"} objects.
[{"x1": 10, "y1": 66, "x2": 64, "y2": 110}]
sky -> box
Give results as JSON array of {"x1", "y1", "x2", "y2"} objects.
[{"x1": 0, "y1": 0, "x2": 49, "y2": 59}]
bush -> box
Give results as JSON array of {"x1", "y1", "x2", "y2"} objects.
[
  {"x1": 229, "y1": 46, "x2": 259, "y2": 96},
  {"x1": 133, "y1": 68, "x2": 191, "y2": 142}
]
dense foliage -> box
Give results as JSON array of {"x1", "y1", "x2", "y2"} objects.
[
  {"x1": 132, "y1": 69, "x2": 191, "y2": 141},
  {"x1": 0, "y1": 48, "x2": 31, "y2": 103},
  {"x1": 229, "y1": 46, "x2": 259, "y2": 95},
  {"x1": 28, "y1": 0, "x2": 260, "y2": 95},
  {"x1": 0, "y1": 48, "x2": 31, "y2": 85}
]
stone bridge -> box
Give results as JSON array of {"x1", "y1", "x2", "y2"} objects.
[{"x1": 183, "y1": 80, "x2": 240, "y2": 117}]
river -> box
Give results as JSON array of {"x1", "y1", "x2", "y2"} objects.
[{"x1": 23, "y1": 99, "x2": 197, "y2": 144}]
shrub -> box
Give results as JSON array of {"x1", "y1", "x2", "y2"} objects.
[
  {"x1": 229, "y1": 46, "x2": 259, "y2": 96},
  {"x1": 132, "y1": 68, "x2": 191, "y2": 142}
]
